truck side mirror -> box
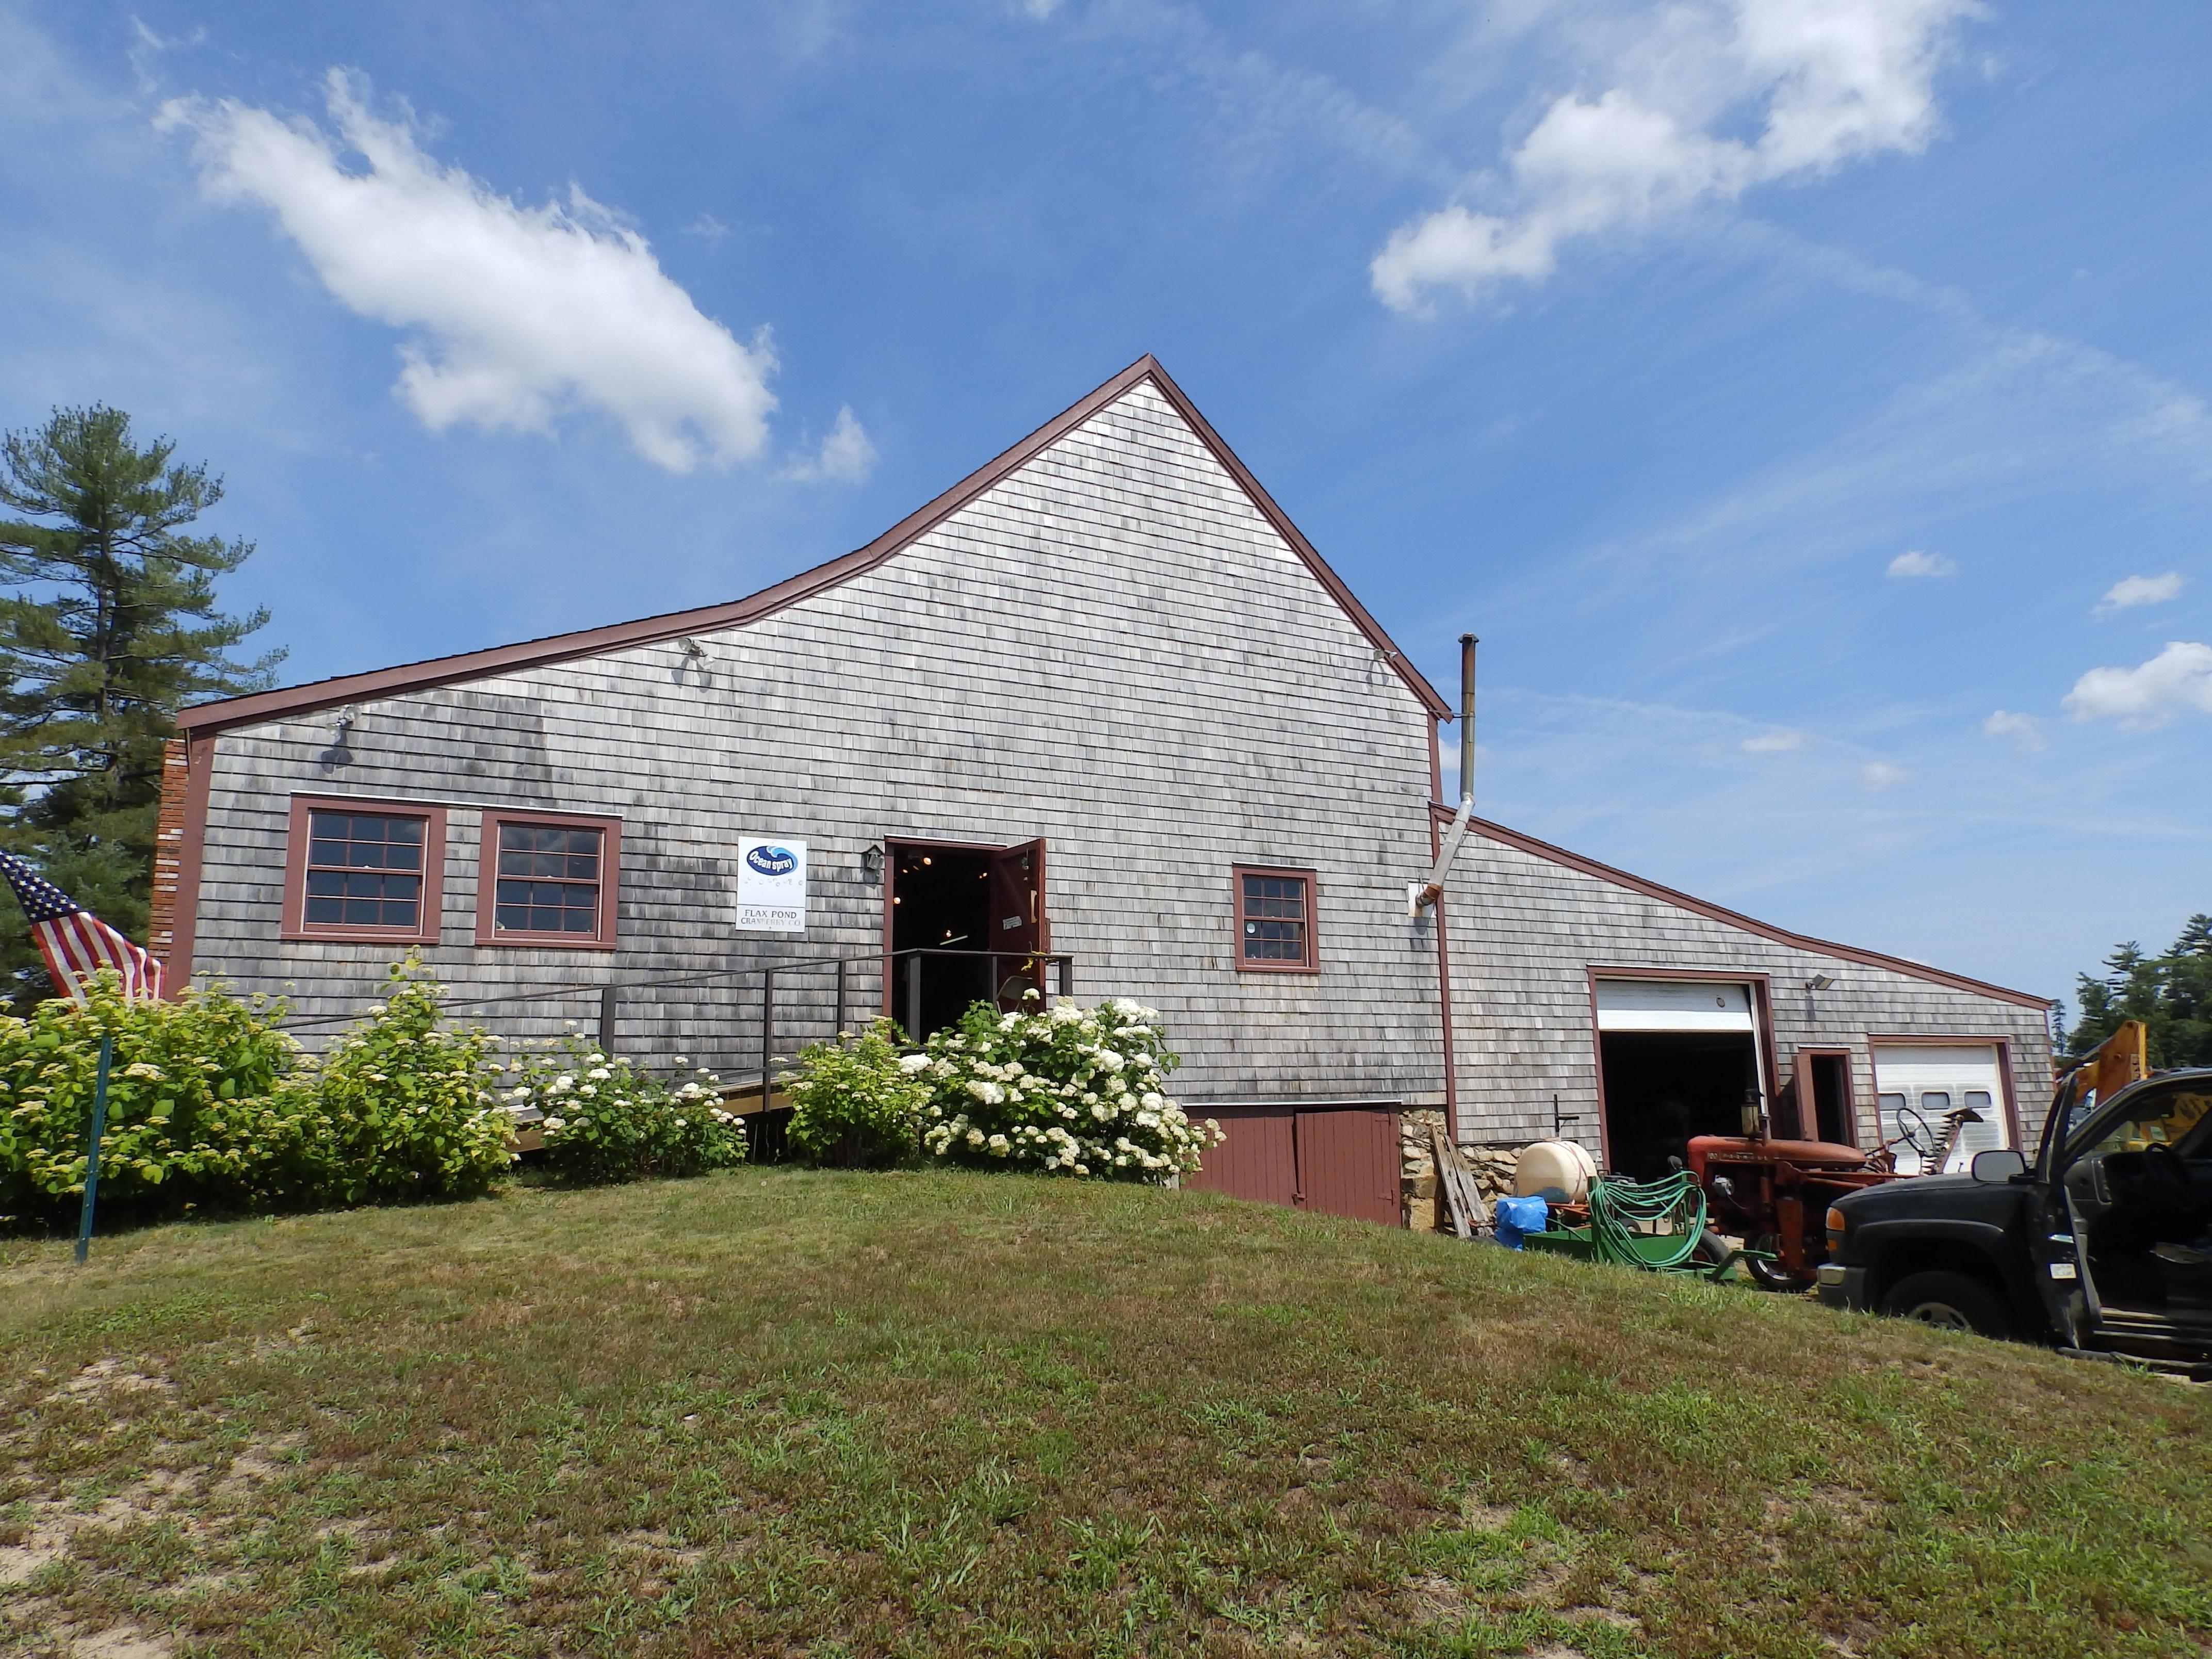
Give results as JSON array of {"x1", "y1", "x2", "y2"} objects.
[{"x1": 1971, "y1": 1148, "x2": 2027, "y2": 1183}]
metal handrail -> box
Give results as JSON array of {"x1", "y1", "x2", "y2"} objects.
[
  {"x1": 276, "y1": 946, "x2": 1078, "y2": 1102},
  {"x1": 885, "y1": 948, "x2": 1075, "y2": 1048}
]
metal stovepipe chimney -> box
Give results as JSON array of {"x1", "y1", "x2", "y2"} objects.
[{"x1": 1412, "y1": 633, "x2": 1479, "y2": 914}]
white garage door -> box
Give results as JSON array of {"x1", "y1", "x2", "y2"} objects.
[
  {"x1": 1595, "y1": 979, "x2": 1757, "y2": 1032},
  {"x1": 1871, "y1": 1044, "x2": 2009, "y2": 1175}
]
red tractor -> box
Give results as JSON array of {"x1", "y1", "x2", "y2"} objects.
[{"x1": 1687, "y1": 1098, "x2": 1985, "y2": 1290}]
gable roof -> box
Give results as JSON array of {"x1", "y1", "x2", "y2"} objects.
[
  {"x1": 1445, "y1": 805, "x2": 2052, "y2": 1010},
  {"x1": 179, "y1": 355, "x2": 1451, "y2": 736}
]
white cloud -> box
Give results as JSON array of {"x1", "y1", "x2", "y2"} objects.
[
  {"x1": 2094, "y1": 572, "x2": 2185, "y2": 614},
  {"x1": 1373, "y1": 0, "x2": 1977, "y2": 312},
  {"x1": 781, "y1": 405, "x2": 877, "y2": 483},
  {"x1": 1742, "y1": 728, "x2": 1806, "y2": 753},
  {"x1": 1886, "y1": 548, "x2": 1956, "y2": 578},
  {"x1": 1981, "y1": 710, "x2": 2044, "y2": 752},
  {"x1": 159, "y1": 70, "x2": 778, "y2": 473},
  {"x1": 1022, "y1": 0, "x2": 1065, "y2": 15},
  {"x1": 1859, "y1": 760, "x2": 1911, "y2": 791},
  {"x1": 682, "y1": 213, "x2": 731, "y2": 245},
  {"x1": 2063, "y1": 642, "x2": 2212, "y2": 729}
]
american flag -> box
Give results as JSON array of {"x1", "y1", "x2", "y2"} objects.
[{"x1": 0, "y1": 853, "x2": 165, "y2": 1003}]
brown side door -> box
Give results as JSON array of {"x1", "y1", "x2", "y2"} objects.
[
  {"x1": 986, "y1": 838, "x2": 1047, "y2": 1007},
  {"x1": 1295, "y1": 1108, "x2": 1403, "y2": 1226}
]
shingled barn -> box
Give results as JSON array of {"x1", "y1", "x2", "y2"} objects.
[{"x1": 150, "y1": 357, "x2": 2055, "y2": 1225}]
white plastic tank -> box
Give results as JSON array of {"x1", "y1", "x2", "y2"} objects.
[{"x1": 1515, "y1": 1139, "x2": 1598, "y2": 1204}]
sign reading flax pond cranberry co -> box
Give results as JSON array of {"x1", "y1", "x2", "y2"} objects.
[{"x1": 735, "y1": 835, "x2": 807, "y2": 933}]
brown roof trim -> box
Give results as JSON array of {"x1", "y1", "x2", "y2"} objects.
[
  {"x1": 1442, "y1": 805, "x2": 2052, "y2": 1011},
  {"x1": 180, "y1": 355, "x2": 1450, "y2": 735}
]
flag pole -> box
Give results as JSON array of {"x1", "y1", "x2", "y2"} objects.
[{"x1": 74, "y1": 1033, "x2": 114, "y2": 1266}]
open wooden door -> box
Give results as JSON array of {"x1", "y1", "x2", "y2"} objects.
[{"x1": 986, "y1": 838, "x2": 1047, "y2": 1007}]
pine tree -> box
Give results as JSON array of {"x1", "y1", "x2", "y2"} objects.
[
  {"x1": 0, "y1": 405, "x2": 282, "y2": 1004},
  {"x1": 2165, "y1": 914, "x2": 2212, "y2": 1067},
  {"x1": 2067, "y1": 916, "x2": 2212, "y2": 1069}
]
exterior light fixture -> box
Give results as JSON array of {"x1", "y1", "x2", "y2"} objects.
[
  {"x1": 678, "y1": 637, "x2": 707, "y2": 659},
  {"x1": 1807, "y1": 974, "x2": 1836, "y2": 992},
  {"x1": 861, "y1": 843, "x2": 884, "y2": 880}
]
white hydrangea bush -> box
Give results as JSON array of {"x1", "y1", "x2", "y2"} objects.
[
  {"x1": 918, "y1": 996, "x2": 1222, "y2": 1181},
  {"x1": 498, "y1": 1031, "x2": 745, "y2": 1183}
]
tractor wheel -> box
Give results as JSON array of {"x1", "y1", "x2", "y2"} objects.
[
  {"x1": 1744, "y1": 1241, "x2": 1809, "y2": 1293},
  {"x1": 1879, "y1": 1270, "x2": 2013, "y2": 1339}
]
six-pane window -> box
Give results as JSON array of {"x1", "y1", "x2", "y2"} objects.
[
  {"x1": 304, "y1": 811, "x2": 426, "y2": 929},
  {"x1": 494, "y1": 822, "x2": 605, "y2": 936},
  {"x1": 1237, "y1": 869, "x2": 1315, "y2": 970}
]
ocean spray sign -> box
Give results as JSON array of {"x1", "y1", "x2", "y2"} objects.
[{"x1": 735, "y1": 835, "x2": 808, "y2": 933}]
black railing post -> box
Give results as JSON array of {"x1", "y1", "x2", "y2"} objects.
[
  {"x1": 903, "y1": 951, "x2": 921, "y2": 1044},
  {"x1": 834, "y1": 957, "x2": 847, "y2": 1039},
  {"x1": 597, "y1": 984, "x2": 619, "y2": 1055},
  {"x1": 760, "y1": 968, "x2": 775, "y2": 1109}
]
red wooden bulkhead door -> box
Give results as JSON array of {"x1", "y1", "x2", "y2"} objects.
[
  {"x1": 1183, "y1": 1108, "x2": 1299, "y2": 1207},
  {"x1": 986, "y1": 838, "x2": 1047, "y2": 1007},
  {"x1": 1187, "y1": 1105, "x2": 1404, "y2": 1226},
  {"x1": 1294, "y1": 1109, "x2": 1404, "y2": 1227}
]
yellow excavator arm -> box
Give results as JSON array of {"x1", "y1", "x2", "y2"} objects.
[{"x1": 2059, "y1": 1019, "x2": 2150, "y2": 1114}]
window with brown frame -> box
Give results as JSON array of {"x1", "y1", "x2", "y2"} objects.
[
  {"x1": 475, "y1": 811, "x2": 621, "y2": 949},
  {"x1": 1233, "y1": 866, "x2": 1318, "y2": 972},
  {"x1": 282, "y1": 797, "x2": 447, "y2": 945}
]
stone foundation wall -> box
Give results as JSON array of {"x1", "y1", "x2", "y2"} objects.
[{"x1": 1398, "y1": 1109, "x2": 1523, "y2": 1231}]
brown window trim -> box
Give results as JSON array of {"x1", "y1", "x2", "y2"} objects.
[
  {"x1": 474, "y1": 809, "x2": 623, "y2": 951},
  {"x1": 1233, "y1": 865, "x2": 1319, "y2": 974},
  {"x1": 281, "y1": 795, "x2": 448, "y2": 945}
]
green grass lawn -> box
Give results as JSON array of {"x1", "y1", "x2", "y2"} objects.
[{"x1": 3, "y1": 1171, "x2": 2208, "y2": 1659}]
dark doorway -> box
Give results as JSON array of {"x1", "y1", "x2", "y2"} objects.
[
  {"x1": 1807, "y1": 1051, "x2": 1854, "y2": 1146},
  {"x1": 1599, "y1": 1032, "x2": 1761, "y2": 1180},
  {"x1": 890, "y1": 843, "x2": 994, "y2": 1038},
  {"x1": 887, "y1": 838, "x2": 1049, "y2": 1039}
]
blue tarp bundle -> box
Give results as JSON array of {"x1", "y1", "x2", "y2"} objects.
[{"x1": 1492, "y1": 1194, "x2": 1549, "y2": 1249}]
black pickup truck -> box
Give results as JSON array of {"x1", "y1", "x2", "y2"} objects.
[{"x1": 1817, "y1": 1066, "x2": 2212, "y2": 1372}]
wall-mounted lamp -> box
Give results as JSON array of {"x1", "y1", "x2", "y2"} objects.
[
  {"x1": 1806, "y1": 974, "x2": 1836, "y2": 993},
  {"x1": 860, "y1": 842, "x2": 884, "y2": 880},
  {"x1": 677, "y1": 637, "x2": 708, "y2": 660},
  {"x1": 332, "y1": 703, "x2": 360, "y2": 738}
]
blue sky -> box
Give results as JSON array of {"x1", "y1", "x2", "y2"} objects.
[{"x1": 3, "y1": 0, "x2": 2206, "y2": 1011}]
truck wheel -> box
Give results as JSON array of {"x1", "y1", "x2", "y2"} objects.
[{"x1": 1880, "y1": 1270, "x2": 2013, "y2": 1339}]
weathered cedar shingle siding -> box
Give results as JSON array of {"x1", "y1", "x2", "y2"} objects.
[
  {"x1": 1438, "y1": 831, "x2": 2055, "y2": 1148},
  {"x1": 183, "y1": 380, "x2": 1450, "y2": 1104}
]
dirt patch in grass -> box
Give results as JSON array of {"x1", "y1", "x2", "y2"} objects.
[{"x1": 2, "y1": 1170, "x2": 2208, "y2": 1657}]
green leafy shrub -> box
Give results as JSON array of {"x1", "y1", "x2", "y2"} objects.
[
  {"x1": 504, "y1": 1034, "x2": 746, "y2": 1185},
  {"x1": 918, "y1": 996, "x2": 1221, "y2": 1181},
  {"x1": 304, "y1": 962, "x2": 517, "y2": 1206},
  {"x1": 785, "y1": 1019, "x2": 930, "y2": 1167},
  {"x1": 0, "y1": 971, "x2": 313, "y2": 1226}
]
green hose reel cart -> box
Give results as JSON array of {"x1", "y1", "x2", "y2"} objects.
[{"x1": 1522, "y1": 1169, "x2": 1739, "y2": 1279}]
